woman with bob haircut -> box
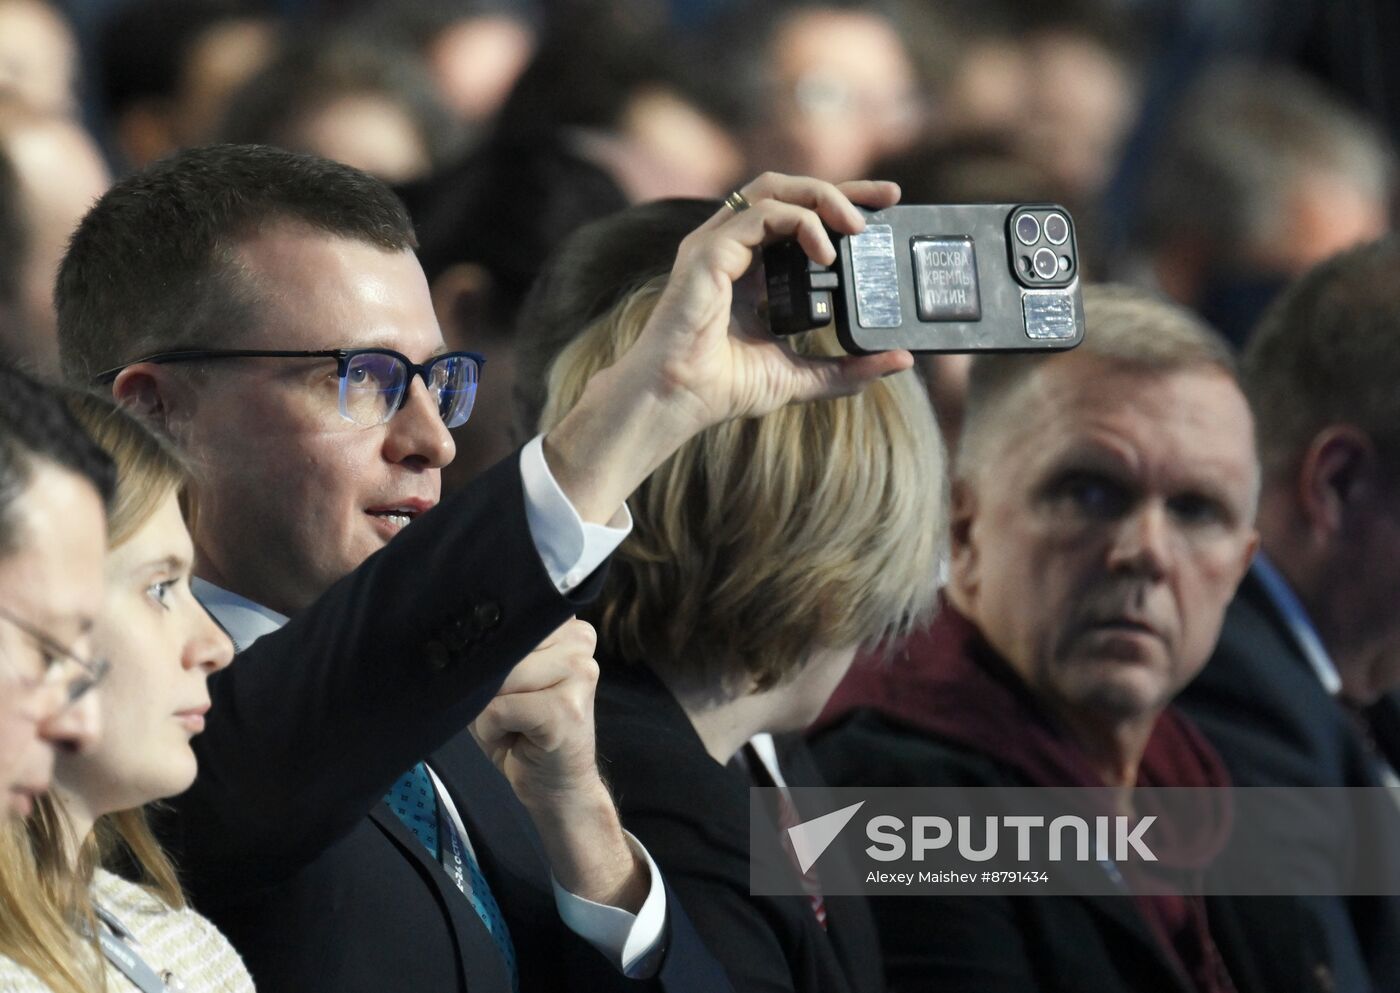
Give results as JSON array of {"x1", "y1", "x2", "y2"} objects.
[
  {"x1": 0, "y1": 392, "x2": 250, "y2": 993},
  {"x1": 535, "y1": 198, "x2": 946, "y2": 993}
]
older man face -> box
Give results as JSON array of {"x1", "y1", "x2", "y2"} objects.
[{"x1": 950, "y1": 353, "x2": 1259, "y2": 728}]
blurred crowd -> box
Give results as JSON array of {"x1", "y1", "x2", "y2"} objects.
[{"x1": 1, "y1": 0, "x2": 1397, "y2": 476}]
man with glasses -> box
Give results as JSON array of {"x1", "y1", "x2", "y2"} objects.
[
  {"x1": 56, "y1": 144, "x2": 907, "y2": 993},
  {"x1": 0, "y1": 362, "x2": 112, "y2": 818}
]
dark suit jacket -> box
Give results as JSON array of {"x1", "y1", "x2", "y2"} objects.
[
  {"x1": 1177, "y1": 568, "x2": 1400, "y2": 993},
  {"x1": 810, "y1": 709, "x2": 1334, "y2": 993},
  {"x1": 166, "y1": 454, "x2": 732, "y2": 993},
  {"x1": 594, "y1": 661, "x2": 884, "y2": 993}
]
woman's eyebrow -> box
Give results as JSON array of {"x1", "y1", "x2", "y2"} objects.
[{"x1": 141, "y1": 554, "x2": 190, "y2": 575}]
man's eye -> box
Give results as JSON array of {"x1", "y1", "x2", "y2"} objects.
[
  {"x1": 1169, "y1": 494, "x2": 1225, "y2": 526},
  {"x1": 1054, "y1": 474, "x2": 1129, "y2": 518}
]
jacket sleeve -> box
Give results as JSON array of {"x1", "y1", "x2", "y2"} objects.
[{"x1": 170, "y1": 451, "x2": 602, "y2": 887}]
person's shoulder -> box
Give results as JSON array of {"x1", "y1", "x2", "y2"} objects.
[
  {"x1": 594, "y1": 660, "x2": 711, "y2": 767},
  {"x1": 594, "y1": 660, "x2": 753, "y2": 843},
  {"x1": 91, "y1": 869, "x2": 255, "y2": 993},
  {"x1": 808, "y1": 707, "x2": 1012, "y2": 788},
  {"x1": 93, "y1": 867, "x2": 166, "y2": 917},
  {"x1": 0, "y1": 953, "x2": 49, "y2": 991}
]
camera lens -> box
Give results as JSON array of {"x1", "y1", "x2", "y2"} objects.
[
  {"x1": 1014, "y1": 213, "x2": 1040, "y2": 245},
  {"x1": 1043, "y1": 212, "x2": 1069, "y2": 245},
  {"x1": 1032, "y1": 247, "x2": 1059, "y2": 280}
]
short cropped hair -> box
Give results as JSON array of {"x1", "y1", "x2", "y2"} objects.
[
  {"x1": 958, "y1": 285, "x2": 1241, "y2": 480},
  {"x1": 540, "y1": 282, "x2": 945, "y2": 693},
  {"x1": 0, "y1": 363, "x2": 115, "y2": 557},
  {"x1": 1243, "y1": 236, "x2": 1400, "y2": 482},
  {"x1": 55, "y1": 143, "x2": 417, "y2": 383}
]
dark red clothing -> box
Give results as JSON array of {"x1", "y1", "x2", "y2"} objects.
[{"x1": 820, "y1": 602, "x2": 1237, "y2": 993}]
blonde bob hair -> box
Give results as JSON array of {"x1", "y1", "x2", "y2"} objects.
[
  {"x1": 540, "y1": 277, "x2": 946, "y2": 693},
  {"x1": 0, "y1": 392, "x2": 187, "y2": 993}
]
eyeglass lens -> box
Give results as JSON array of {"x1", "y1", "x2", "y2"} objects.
[
  {"x1": 0, "y1": 633, "x2": 107, "y2": 705},
  {"x1": 338, "y1": 352, "x2": 478, "y2": 428}
]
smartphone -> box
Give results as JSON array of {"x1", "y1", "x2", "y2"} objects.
[{"x1": 764, "y1": 203, "x2": 1085, "y2": 354}]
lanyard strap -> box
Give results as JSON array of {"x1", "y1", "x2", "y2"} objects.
[
  {"x1": 437, "y1": 798, "x2": 470, "y2": 898},
  {"x1": 93, "y1": 905, "x2": 175, "y2": 993}
]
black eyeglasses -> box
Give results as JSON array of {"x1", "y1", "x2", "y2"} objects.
[
  {"x1": 0, "y1": 603, "x2": 110, "y2": 704},
  {"x1": 94, "y1": 348, "x2": 486, "y2": 428}
]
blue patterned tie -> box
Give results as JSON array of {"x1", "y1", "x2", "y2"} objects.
[{"x1": 385, "y1": 763, "x2": 519, "y2": 989}]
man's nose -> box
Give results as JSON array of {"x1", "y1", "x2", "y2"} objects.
[
  {"x1": 39, "y1": 689, "x2": 101, "y2": 754},
  {"x1": 383, "y1": 377, "x2": 456, "y2": 469},
  {"x1": 1106, "y1": 502, "x2": 1171, "y2": 581}
]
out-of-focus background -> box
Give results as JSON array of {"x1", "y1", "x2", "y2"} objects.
[{"x1": 2, "y1": 0, "x2": 1396, "y2": 482}]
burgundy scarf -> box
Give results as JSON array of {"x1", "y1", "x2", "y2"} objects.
[{"x1": 819, "y1": 602, "x2": 1238, "y2": 993}]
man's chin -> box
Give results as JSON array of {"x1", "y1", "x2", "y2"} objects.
[{"x1": 1065, "y1": 667, "x2": 1172, "y2": 722}]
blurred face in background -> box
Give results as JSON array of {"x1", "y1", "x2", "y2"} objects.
[
  {"x1": 617, "y1": 86, "x2": 746, "y2": 198},
  {"x1": 1011, "y1": 31, "x2": 1138, "y2": 201},
  {"x1": 0, "y1": 112, "x2": 111, "y2": 374},
  {"x1": 0, "y1": 463, "x2": 106, "y2": 816},
  {"x1": 283, "y1": 95, "x2": 433, "y2": 186},
  {"x1": 762, "y1": 8, "x2": 924, "y2": 182},
  {"x1": 427, "y1": 14, "x2": 536, "y2": 124},
  {"x1": 56, "y1": 492, "x2": 234, "y2": 817},
  {"x1": 0, "y1": 0, "x2": 77, "y2": 116},
  {"x1": 175, "y1": 18, "x2": 279, "y2": 147}
]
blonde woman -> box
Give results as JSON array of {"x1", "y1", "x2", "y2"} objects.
[
  {"x1": 0, "y1": 392, "x2": 250, "y2": 993},
  {"x1": 536, "y1": 199, "x2": 946, "y2": 993}
]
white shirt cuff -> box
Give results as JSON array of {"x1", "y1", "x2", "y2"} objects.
[
  {"x1": 551, "y1": 832, "x2": 668, "y2": 978},
  {"x1": 520, "y1": 435, "x2": 632, "y2": 594}
]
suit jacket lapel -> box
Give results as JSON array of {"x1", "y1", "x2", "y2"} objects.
[
  {"x1": 1235, "y1": 569, "x2": 1315, "y2": 680},
  {"x1": 428, "y1": 729, "x2": 561, "y2": 990},
  {"x1": 368, "y1": 779, "x2": 514, "y2": 993}
]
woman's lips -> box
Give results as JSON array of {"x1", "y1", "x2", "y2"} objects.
[{"x1": 175, "y1": 703, "x2": 210, "y2": 734}]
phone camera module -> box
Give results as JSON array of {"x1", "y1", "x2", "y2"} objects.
[
  {"x1": 1043, "y1": 212, "x2": 1069, "y2": 245},
  {"x1": 1032, "y1": 247, "x2": 1059, "y2": 280},
  {"x1": 1014, "y1": 213, "x2": 1040, "y2": 246}
]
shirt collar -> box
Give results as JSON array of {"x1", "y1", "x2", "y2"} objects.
[
  {"x1": 1249, "y1": 553, "x2": 1343, "y2": 697},
  {"x1": 192, "y1": 577, "x2": 289, "y2": 653}
]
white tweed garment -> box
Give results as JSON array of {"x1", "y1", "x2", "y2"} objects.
[{"x1": 0, "y1": 868, "x2": 255, "y2": 992}]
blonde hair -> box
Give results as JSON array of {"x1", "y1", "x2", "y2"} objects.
[
  {"x1": 540, "y1": 278, "x2": 946, "y2": 693},
  {"x1": 0, "y1": 392, "x2": 188, "y2": 993}
]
